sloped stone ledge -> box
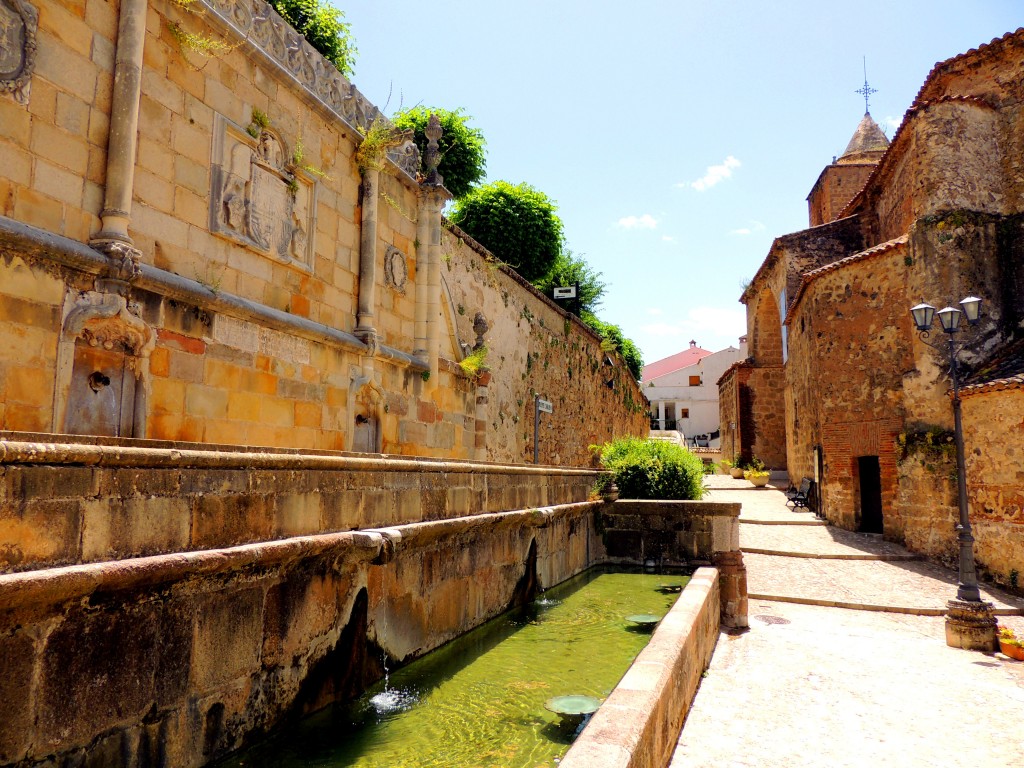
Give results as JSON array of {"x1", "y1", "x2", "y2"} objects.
[{"x1": 559, "y1": 567, "x2": 721, "y2": 768}]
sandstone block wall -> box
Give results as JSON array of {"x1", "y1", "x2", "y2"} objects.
[
  {"x1": 0, "y1": 434, "x2": 598, "y2": 573},
  {"x1": 0, "y1": 500, "x2": 600, "y2": 767},
  {"x1": 0, "y1": 0, "x2": 646, "y2": 464}
]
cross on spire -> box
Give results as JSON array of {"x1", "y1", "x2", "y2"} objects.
[{"x1": 855, "y1": 56, "x2": 878, "y2": 114}]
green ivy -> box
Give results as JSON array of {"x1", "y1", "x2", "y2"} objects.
[
  {"x1": 268, "y1": 0, "x2": 357, "y2": 77},
  {"x1": 450, "y1": 181, "x2": 564, "y2": 281},
  {"x1": 392, "y1": 107, "x2": 486, "y2": 199},
  {"x1": 581, "y1": 314, "x2": 644, "y2": 381}
]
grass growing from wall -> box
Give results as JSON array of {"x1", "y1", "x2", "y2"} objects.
[{"x1": 597, "y1": 437, "x2": 706, "y2": 500}]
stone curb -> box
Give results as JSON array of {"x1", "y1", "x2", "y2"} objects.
[
  {"x1": 740, "y1": 519, "x2": 827, "y2": 526},
  {"x1": 741, "y1": 548, "x2": 923, "y2": 561},
  {"x1": 749, "y1": 593, "x2": 1024, "y2": 616}
]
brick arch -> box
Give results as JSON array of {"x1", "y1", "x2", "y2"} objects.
[{"x1": 750, "y1": 289, "x2": 784, "y2": 366}]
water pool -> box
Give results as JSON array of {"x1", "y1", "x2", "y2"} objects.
[{"x1": 222, "y1": 568, "x2": 689, "y2": 768}]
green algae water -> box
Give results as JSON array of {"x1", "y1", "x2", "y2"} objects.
[{"x1": 224, "y1": 568, "x2": 688, "y2": 768}]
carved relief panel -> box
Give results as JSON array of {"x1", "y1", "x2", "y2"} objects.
[
  {"x1": 0, "y1": 0, "x2": 37, "y2": 105},
  {"x1": 210, "y1": 114, "x2": 317, "y2": 271}
]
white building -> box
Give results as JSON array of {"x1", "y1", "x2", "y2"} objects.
[{"x1": 643, "y1": 338, "x2": 748, "y2": 445}]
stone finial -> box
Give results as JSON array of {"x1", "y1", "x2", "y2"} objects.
[
  {"x1": 473, "y1": 312, "x2": 489, "y2": 350},
  {"x1": 423, "y1": 112, "x2": 443, "y2": 186}
]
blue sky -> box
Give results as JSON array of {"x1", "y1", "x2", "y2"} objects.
[{"x1": 340, "y1": 1, "x2": 1021, "y2": 365}]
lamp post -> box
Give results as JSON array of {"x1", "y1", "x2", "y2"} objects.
[{"x1": 910, "y1": 295, "x2": 996, "y2": 651}]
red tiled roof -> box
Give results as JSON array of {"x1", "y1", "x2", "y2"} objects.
[{"x1": 642, "y1": 346, "x2": 713, "y2": 382}]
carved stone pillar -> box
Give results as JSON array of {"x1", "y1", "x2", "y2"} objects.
[
  {"x1": 355, "y1": 167, "x2": 380, "y2": 343},
  {"x1": 413, "y1": 191, "x2": 429, "y2": 359},
  {"x1": 423, "y1": 188, "x2": 445, "y2": 389},
  {"x1": 91, "y1": 0, "x2": 147, "y2": 250},
  {"x1": 712, "y1": 550, "x2": 749, "y2": 630},
  {"x1": 945, "y1": 598, "x2": 997, "y2": 651}
]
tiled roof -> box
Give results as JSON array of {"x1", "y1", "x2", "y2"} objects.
[
  {"x1": 642, "y1": 346, "x2": 713, "y2": 382},
  {"x1": 837, "y1": 95, "x2": 996, "y2": 220},
  {"x1": 840, "y1": 113, "x2": 889, "y2": 161},
  {"x1": 962, "y1": 336, "x2": 1024, "y2": 396},
  {"x1": 912, "y1": 28, "x2": 1024, "y2": 106},
  {"x1": 783, "y1": 235, "x2": 908, "y2": 326}
]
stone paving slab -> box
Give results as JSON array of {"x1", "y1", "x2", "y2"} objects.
[
  {"x1": 741, "y1": 522, "x2": 921, "y2": 560},
  {"x1": 671, "y1": 600, "x2": 1024, "y2": 768},
  {"x1": 704, "y1": 483, "x2": 821, "y2": 523},
  {"x1": 745, "y1": 552, "x2": 1024, "y2": 614}
]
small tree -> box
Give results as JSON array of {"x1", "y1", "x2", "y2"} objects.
[
  {"x1": 532, "y1": 250, "x2": 606, "y2": 317},
  {"x1": 392, "y1": 107, "x2": 486, "y2": 199},
  {"x1": 450, "y1": 181, "x2": 564, "y2": 281},
  {"x1": 582, "y1": 314, "x2": 644, "y2": 381},
  {"x1": 268, "y1": 0, "x2": 357, "y2": 77}
]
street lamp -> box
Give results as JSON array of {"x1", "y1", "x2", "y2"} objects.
[{"x1": 910, "y1": 295, "x2": 996, "y2": 650}]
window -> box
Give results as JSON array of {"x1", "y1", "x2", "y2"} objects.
[
  {"x1": 680, "y1": 409, "x2": 689, "y2": 419},
  {"x1": 689, "y1": 375, "x2": 701, "y2": 386}
]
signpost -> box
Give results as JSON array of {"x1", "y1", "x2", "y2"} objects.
[
  {"x1": 534, "y1": 394, "x2": 553, "y2": 463},
  {"x1": 552, "y1": 282, "x2": 581, "y2": 317}
]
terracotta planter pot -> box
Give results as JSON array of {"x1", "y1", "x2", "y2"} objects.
[
  {"x1": 748, "y1": 475, "x2": 769, "y2": 487},
  {"x1": 729, "y1": 467, "x2": 745, "y2": 479},
  {"x1": 1000, "y1": 640, "x2": 1024, "y2": 661}
]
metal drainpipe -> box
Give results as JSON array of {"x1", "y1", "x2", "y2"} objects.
[
  {"x1": 91, "y1": 0, "x2": 148, "y2": 249},
  {"x1": 424, "y1": 187, "x2": 443, "y2": 389},
  {"x1": 413, "y1": 191, "x2": 429, "y2": 359}
]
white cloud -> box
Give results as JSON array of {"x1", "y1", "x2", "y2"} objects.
[
  {"x1": 661, "y1": 235, "x2": 675, "y2": 242},
  {"x1": 730, "y1": 220, "x2": 765, "y2": 236},
  {"x1": 882, "y1": 115, "x2": 902, "y2": 136},
  {"x1": 682, "y1": 156, "x2": 741, "y2": 192},
  {"x1": 616, "y1": 214, "x2": 658, "y2": 229}
]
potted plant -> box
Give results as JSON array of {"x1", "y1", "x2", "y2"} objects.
[
  {"x1": 719, "y1": 459, "x2": 733, "y2": 476},
  {"x1": 998, "y1": 625, "x2": 1024, "y2": 661},
  {"x1": 743, "y1": 457, "x2": 770, "y2": 487},
  {"x1": 728, "y1": 455, "x2": 745, "y2": 479}
]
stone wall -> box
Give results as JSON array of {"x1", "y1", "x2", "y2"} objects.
[
  {"x1": 962, "y1": 386, "x2": 1024, "y2": 589},
  {"x1": 441, "y1": 227, "x2": 648, "y2": 465},
  {"x1": 0, "y1": 0, "x2": 646, "y2": 464},
  {"x1": 0, "y1": 439, "x2": 746, "y2": 767},
  {"x1": 0, "y1": 499, "x2": 599, "y2": 767},
  {"x1": 0, "y1": 434, "x2": 598, "y2": 573},
  {"x1": 808, "y1": 164, "x2": 877, "y2": 227}
]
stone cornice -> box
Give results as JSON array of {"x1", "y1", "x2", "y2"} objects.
[{"x1": 198, "y1": 0, "x2": 420, "y2": 183}]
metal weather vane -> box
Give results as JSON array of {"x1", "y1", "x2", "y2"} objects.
[{"x1": 855, "y1": 56, "x2": 878, "y2": 114}]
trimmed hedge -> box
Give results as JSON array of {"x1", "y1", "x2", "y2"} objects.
[{"x1": 599, "y1": 437, "x2": 706, "y2": 500}]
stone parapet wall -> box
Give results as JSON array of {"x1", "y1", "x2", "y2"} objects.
[
  {"x1": 559, "y1": 568, "x2": 721, "y2": 768},
  {"x1": 596, "y1": 498, "x2": 747, "y2": 629},
  {"x1": 0, "y1": 434, "x2": 598, "y2": 573},
  {"x1": 0, "y1": 499, "x2": 600, "y2": 767}
]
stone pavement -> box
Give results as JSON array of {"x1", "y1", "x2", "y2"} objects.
[{"x1": 669, "y1": 478, "x2": 1024, "y2": 768}]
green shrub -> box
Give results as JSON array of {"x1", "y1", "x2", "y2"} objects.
[
  {"x1": 268, "y1": 0, "x2": 357, "y2": 76},
  {"x1": 449, "y1": 181, "x2": 564, "y2": 281},
  {"x1": 532, "y1": 249, "x2": 606, "y2": 317},
  {"x1": 392, "y1": 107, "x2": 486, "y2": 199},
  {"x1": 598, "y1": 437, "x2": 706, "y2": 500},
  {"x1": 581, "y1": 314, "x2": 644, "y2": 381}
]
